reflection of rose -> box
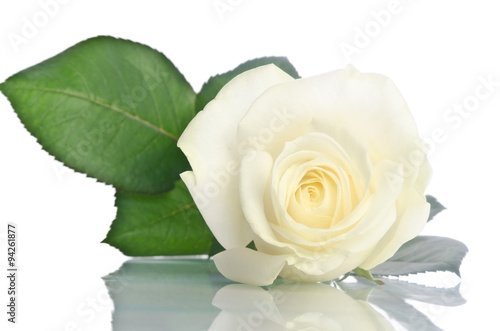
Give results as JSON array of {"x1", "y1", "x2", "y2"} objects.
[
  {"x1": 179, "y1": 65, "x2": 431, "y2": 285},
  {"x1": 209, "y1": 283, "x2": 394, "y2": 330}
]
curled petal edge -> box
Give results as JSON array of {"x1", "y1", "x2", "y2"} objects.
[{"x1": 213, "y1": 247, "x2": 291, "y2": 286}]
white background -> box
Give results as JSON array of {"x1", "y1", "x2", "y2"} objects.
[{"x1": 1, "y1": 0, "x2": 499, "y2": 330}]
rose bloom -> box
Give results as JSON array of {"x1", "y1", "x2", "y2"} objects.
[{"x1": 178, "y1": 65, "x2": 431, "y2": 286}]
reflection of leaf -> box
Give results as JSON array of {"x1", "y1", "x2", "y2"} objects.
[
  {"x1": 376, "y1": 278, "x2": 466, "y2": 307},
  {"x1": 371, "y1": 236, "x2": 468, "y2": 277},
  {"x1": 426, "y1": 195, "x2": 446, "y2": 222},
  {"x1": 339, "y1": 276, "x2": 466, "y2": 331},
  {"x1": 369, "y1": 293, "x2": 442, "y2": 331},
  {"x1": 103, "y1": 259, "x2": 227, "y2": 331}
]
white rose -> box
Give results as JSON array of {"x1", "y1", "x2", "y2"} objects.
[{"x1": 178, "y1": 64, "x2": 431, "y2": 286}]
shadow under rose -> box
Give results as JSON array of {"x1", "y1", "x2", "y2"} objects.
[{"x1": 103, "y1": 259, "x2": 465, "y2": 331}]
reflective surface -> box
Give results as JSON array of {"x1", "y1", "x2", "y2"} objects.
[{"x1": 103, "y1": 259, "x2": 466, "y2": 331}]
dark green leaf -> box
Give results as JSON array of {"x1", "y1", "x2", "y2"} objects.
[
  {"x1": 208, "y1": 236, "x2": 225, "y2": 257},
  {"x1": 426, "y1": 195, "x2": 446, "y2": 222},
  {"x1": 0, "y1": 36, "x2": 194, "y2": 193},
  {"x1": 208, "y1": 239, "x2": 257, "y2": 257},
  {"x1": 246, "y1": 240, "x2": 257, "y2": 251},
  {"x1": 103, "y1": 179, "x2": 213, "y2": 256},
  {"x1": 371, "y1": 236, "x2": 468, "y2": 277},
  {"x1": 195, "y1": 56, "x2": 300, "y2": 112}
]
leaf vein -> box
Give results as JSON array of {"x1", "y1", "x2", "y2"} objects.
[
  {"x1": 111, "y1": 202, "x2": 195, "y2": 240},
  {"x1": 14, "y1": 86, "x2": 179, "y2": 141}
]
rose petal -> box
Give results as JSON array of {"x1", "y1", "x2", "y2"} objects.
[
  {"x1": 178, "y1": 64, "x2": 294, "y2": 249},
  {"x1": 237, "y1": 65, "x2": 421, "y2": 164},
  {"x1": 279, "y1": 249, "x2": 368, "y2": 282},
  {"x1": 239, "y1": 150, "x2": 276, "y2": 240},
  {"x1": 213, "y1": 247, "x2": 291, "y2": 286},
  {"x1": 359, "y1": 189, "x2": 430, "y2": 269}
]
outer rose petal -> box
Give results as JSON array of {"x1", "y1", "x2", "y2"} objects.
[
  {"x1": 178, "y1": 64, "x2": 294, "y2": 249},
  {"x1": 237, "y1": 65, "x2": 421, "y2": 163},
  {"x1": 359, "y1": 190, "x2": 430, "y2": 269},
  {"x1": 213, "y1": 247, "x2": 291, "y2": 286}
]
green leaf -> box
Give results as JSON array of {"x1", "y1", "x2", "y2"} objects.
[
  {"x1": 352, "y1": 267, "x2": 385, "y2": 285},
  {"x1": 208, "y1": 239, "x2": 257, "y2": 257},
  {"x1": 426, "y1": 195, "x2": 446, "y2": 222},
  {"x1": 370, "y1": 236, "x2": 468, "y2": 277},
  {"x1": 195, "y1": 56, "x2": 300, "y2": 112},
  {"x1": 103, "y1": 179, "x2": 213, "y2": 256},
  {"x1": 208, "y1": 236, "x2": 225, "y2": 257},
  {"x1": 0, "y1": 36, "x2": 195, "y2": 194}
]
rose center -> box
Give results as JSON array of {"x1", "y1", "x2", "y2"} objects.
[
  {"x1": 296, "y1": 174, "x2": 325, "y2": 209},
  {"x1": 286, "y1": 166, "x2": 346, "y2": 229}
]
